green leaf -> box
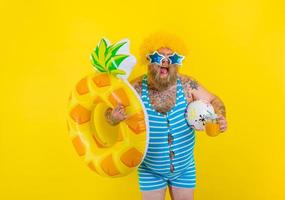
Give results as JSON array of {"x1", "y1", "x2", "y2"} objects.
[
  {"x1": 90, "y1": 53, "x2": 106, "y2": 72},
  {"x1": 109, "y1": 42, "x2": 127, "y2": 55},
  {"x1": 105, "y1": 44, "x2": 113, "y2": 57},
  {"x1": 105, "y1": 42, "x2": 127, "y2": 64},
  {"x1": 90, "y1": 39, "x2": 130, "y2": 75},
  {"x1": 106, "y1": 54, "x2": 129, "y2": 71},
  {"x1": 98, "y1": 39, "x2": 108, "y2": 66},
  {"x1": 95, "y1": 46, "x2": 99, "y2": 57}
]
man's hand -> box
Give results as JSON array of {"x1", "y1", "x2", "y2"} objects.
[
  {"x1": 210, "y1": 96, "x2": 227, "y2": 133},
  {"x1": 217, "y1": 115, "x2": 227, "y2": 133},
  {"x1": 105, "y1": 104, "x2": 128, "y2": 125}
]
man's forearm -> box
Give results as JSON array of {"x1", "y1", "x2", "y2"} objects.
[
  {"x1": 105, "y1": 108, "x2": 118, "y2": 125},
  {"x1": 211, "y1": 96, "x2": 226, "y2": 117}
]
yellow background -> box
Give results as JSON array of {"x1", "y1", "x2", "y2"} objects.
[{"x1": 1, "y1": 0, "x2": 285, "y2": 199}]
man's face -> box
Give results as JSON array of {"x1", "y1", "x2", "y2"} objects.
[{"x1": 148, "y1": 47, "x2": 178, "y2": 89}]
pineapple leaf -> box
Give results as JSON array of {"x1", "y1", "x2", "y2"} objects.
[
  {"x1": 105, "y1": 42, "x2": 127, "y2": 64},
  {"x1": 106, "y1": 54, "x2": 129, "y2": 71},
  {"x1": 95, "y1": 46, "x2": 99, "y2": 57},
  {"x1": 90, "y1": 38, "x2": 131, "y2": 76},
  {"x1": 90, "y1": 53, "x2": 106, "y2": 72},
  {"x1": 105, "y1": 44, "x2": 113, "y2": 57},
  {"x1": 98, "y1": 39, "x2": 108, "y2": 67}
]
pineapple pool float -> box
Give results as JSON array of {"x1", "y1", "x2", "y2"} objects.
[{"x1": 67, "y1": 38, "x2": 149, "y2": 177}]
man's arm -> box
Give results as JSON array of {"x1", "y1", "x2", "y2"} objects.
[
  {"x1": 129, "y1": 75, "x2": 144, "y2": 97},
  {"x1": 210, "y1": 95, "x2": 226, "y2": 118},
  {"x1": 180, "y1": 75, "x2": 215, "y2": 102},
  {"x1": 184, "y1": 75, "x2": 227, "y2": 132},
  {"x1": 105, "y1": 104, "x2": 127, "y2": 125},
  {"x1": 189, "y1": 77, "x2": 226, "y2": 117},
  {"x1": 180, "y1": 74, "x2": 227, "y2": 117},
  {"x1": 105, "y1": 76, "x2": 144, "y2": 126}
]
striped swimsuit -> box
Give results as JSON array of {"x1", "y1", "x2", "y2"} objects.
[{"x1": 138, "y1": 75, "x2": 196, "y2": 191}]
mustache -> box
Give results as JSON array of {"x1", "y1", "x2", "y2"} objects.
[{"x1": 148, "y1": 65, "x2": 178, "y2": 90}]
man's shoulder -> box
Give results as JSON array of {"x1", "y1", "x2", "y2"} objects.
[
  {"x1": 129, "y1": 74, "x2": 145, "y2": 96},
  {"x1": 178, "y1": 74, "x2": 197, "y2": 86},
  {"x1": 130, "y1": 74, "x2": 145, "y2": 86}
]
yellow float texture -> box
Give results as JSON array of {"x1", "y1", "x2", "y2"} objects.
[{"x1": 67, "y1": 73, "x2": 148, "y2": 177}]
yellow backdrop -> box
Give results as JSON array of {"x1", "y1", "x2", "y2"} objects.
[{"x1": 1, "y1": 0, "x2": 285, "y2": 199}]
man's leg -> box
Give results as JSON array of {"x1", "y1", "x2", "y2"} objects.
[
  {"x1": 168, "y1": 163, "x2": 196, "y2": 200},
  {"x1": 142, "y1": 188, "x2": 167, "y2": 200},
  {"x1": 169, "y1": 186, "x2": 194, "y2": 200},
  {"x1": 138, "y1": 166, "x2": 167, "y2": 199}
]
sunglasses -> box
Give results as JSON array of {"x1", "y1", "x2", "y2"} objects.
[{"x1": 147, "y1": 51, "x2": 185, "y2": 66}]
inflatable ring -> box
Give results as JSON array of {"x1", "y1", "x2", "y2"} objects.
[{"x1": 66, "y1": 39, "x2": 148, "y2": 177}]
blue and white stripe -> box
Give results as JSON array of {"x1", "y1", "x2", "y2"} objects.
[{"x1": 138, "y1": 75, "x2": 196, "y2": 191}]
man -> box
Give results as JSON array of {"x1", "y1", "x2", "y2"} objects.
[{"x1": 105, "y1": 33, "x2": 227, "y2": 200}]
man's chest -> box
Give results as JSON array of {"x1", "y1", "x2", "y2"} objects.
[{"x1": 148, "y1": 87, "x2": 177, "y2": 114}]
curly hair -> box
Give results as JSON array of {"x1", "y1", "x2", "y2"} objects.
[{"x1": 139, "y1": 31, "x2": 188, "y2": 66}]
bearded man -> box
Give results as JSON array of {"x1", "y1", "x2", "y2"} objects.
[{"x1": 105, "y1": 33, "x2": 227, "y2": 200}]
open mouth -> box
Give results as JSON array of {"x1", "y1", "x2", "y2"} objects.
[{"x1": 160, "y1": 67, "x2": 169, "y2": 75}]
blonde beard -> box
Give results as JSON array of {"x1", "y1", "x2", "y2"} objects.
[{"x1": 148, "y1": 65, "x2": 178, "y2": 91}]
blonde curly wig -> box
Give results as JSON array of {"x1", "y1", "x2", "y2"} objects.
[{"x1": 139, "y1": 31, "x2": 188, "y2": 66}]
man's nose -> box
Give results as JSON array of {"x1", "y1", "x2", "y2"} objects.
[{"x1": 162, "y1": 58, "x2": 169, "y2": 66}]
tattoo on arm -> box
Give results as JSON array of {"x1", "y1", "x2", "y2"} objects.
[
  {"x1": 180, "y1": 75, "x2": 196, "y2": 102},
  {"x1": 105, "y1": 108, "x2": 117, "y2": 125},
  {"x1": 189, "y1": 80, "x2": 199, "y2": 90},
  {"x1": 211, "y1": 96, "x2": 226, "y2": 117}
]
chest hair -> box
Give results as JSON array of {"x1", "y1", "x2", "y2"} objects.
[{"x1": 148, "y1": 85, "x2": 177, "y2": 114}]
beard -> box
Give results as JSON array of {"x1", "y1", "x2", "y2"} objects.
[{"x1": 148, "y1": 64, "x2": 178, "y2": 91}]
